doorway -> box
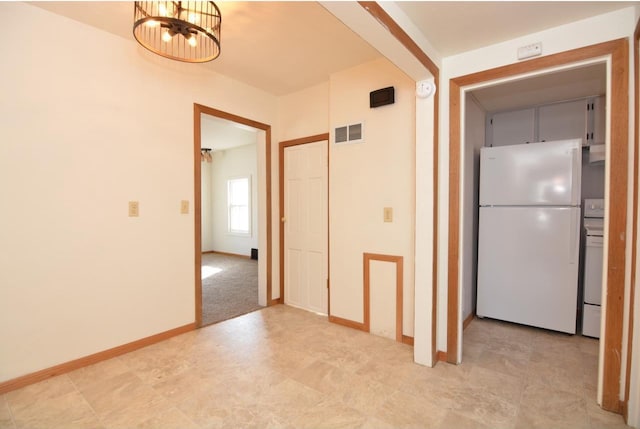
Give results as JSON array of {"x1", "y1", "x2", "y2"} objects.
[
  {"x1": 200, "y1": 114, "x2": 261, "y2": 326},
  {"x1": 193, "y1": 104, "x2": 273, "y2": 327},
  {"x1": 448, "y1": 39, "x2": 629, "y2": 412},
  {"x1": 279, "y1": 134, "x2": 330, "y2": 315}
]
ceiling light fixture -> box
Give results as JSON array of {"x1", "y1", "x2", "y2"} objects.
[
  {"x1": 133, "y1": 1, "x2": 221, "y2": 63},
  {"x1": 201, "y1": 148, "x2": 213, "y2": 162}
]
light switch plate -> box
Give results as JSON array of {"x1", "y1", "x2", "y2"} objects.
[
  {"x1": 384, "y1": 207, "x2": 393, "y2": 223},
  {"x1": 181, "y1": 200, "x2": 189, "y2": 214},
  {"x1": 128, "y1": 201, "x2": 139, "y2": 217}
]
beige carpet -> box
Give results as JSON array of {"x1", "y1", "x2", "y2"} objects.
[{"x1": 201, "y1": 253, "x2": 262, "y2": 326}]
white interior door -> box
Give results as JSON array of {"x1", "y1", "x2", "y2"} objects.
[{"x1": 284, "y1": 140, "x2": 328, "y2": 314}]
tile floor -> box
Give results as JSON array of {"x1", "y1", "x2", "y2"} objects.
[{"x1": 0, "y1": 305, "x2": 629, "y2": 429}]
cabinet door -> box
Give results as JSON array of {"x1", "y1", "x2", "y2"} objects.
[
  {"x1": 538, "y1": 99, "x2": 586, "y2": 143},
  {"x1": 590, "y1": 95, "x2": 606, "y2": 145},
  {"x1": 489, "y1": 108, "x2": 535, "y2": 147}
]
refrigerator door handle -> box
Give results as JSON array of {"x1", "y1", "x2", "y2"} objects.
[{"x1": 569, "y1": 209, "x2": 580, "y2": 265}]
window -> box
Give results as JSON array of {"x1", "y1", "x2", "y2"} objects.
[{"x1": 227, "y1": 176, "x2": 251, "y2": 235}]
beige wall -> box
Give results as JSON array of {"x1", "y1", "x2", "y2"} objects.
[
  {"x1": 209, "y1": 144, "x2": 259, "y2": 255},
  {"x1": 329, "y1": 58, "x2": 416, "y2": 336},
  {"x1": 278, "y1": 82, "x2": 330, "y2": 142},
  {"x1": 0, "y1": 3, "x2": 277, "y2": 382},
  {"x1": 461, "y1": 94, "x2": 485, "y2": 321}
]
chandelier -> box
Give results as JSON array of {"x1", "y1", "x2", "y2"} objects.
[{"x1": 133, "y1": 1, "x2": 221, "y2": 63}]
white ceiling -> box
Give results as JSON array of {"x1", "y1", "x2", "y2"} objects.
[
  {"x1": 31, "y1": 1, "x2": 382, "y2": 96},
  {"x1": 472, "y1": 62, "x2": 607, "y2": 113},
  {"x1": 31, "y1": 1, "x2": 635, "y2": 108},
  {"x1": 200, "y1": 114, "x2": 257, "y2": 151},
  {"x1": 396, "y1": 1, "x2": 634, "y2": 57}
]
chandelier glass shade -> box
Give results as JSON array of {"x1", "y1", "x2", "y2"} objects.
[{"x1": 133, "y1": 1, "x2": 221, "y2": 63}]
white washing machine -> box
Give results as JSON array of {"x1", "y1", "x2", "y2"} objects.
[{"x1": 582, "y1": 198, "x2": 604, "y2": 338}]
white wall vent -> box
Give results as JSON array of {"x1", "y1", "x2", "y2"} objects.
[{"x1": 334, "y1": 122, "x2": 364, "y2": 144}]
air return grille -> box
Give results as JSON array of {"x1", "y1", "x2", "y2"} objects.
[{"x1": 334, "y1": 122, "x2": 364, "y2": 144}]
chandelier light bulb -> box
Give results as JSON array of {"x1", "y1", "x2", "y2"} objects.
[
  {"x1": 188, "y1": 35, "x2": 197, "y2": 47},
  {"x1": 162, "y1": 30, "x2": 172, "y2": 42}
]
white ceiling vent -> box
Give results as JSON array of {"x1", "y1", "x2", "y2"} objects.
[{"x1": 334, "y1": 122, "x2": 364, "y2": 144}]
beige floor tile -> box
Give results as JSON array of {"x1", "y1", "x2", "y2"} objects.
[
  {"x1": 11, "y1": 390, "x2": 101, "y2": 429},
  {"x1": 0, "y1": 395, "x2": 15, "y2": 429},
  {"x1": 136, "y1": 407, "x2": 199, "y2": 429},
  {"x1": 288, "y1": 397, "x2": 369, "y2": 429},
  {"x1": 290, "y1": 359, "x2": 351, "y2": 394},
  {"x1": 585, "y1": 398, "x2": 629, "y2": 429},
  {"x1": 374, "y1": 390, "x2": 447, "y2": 429},
  {"x1": 6, "y1": 376, "x2": 77, "y2": 414},
  {"x1": 176, "y1": 391, "x2": 248, "y2": 428},
  {"x1": 336, "y1": 375, "x2": 394, "y2": 417},
  {"x1": 97, "y1": 400, "x2": 172, "y2": 429},
  {"x1": 436, "y1": 410, "x2": 493, "y2": 429},
  {"x1": 68, "y1": 358, "x2": 131, "y2": 391},
  {"x1": 516, "y1": 383, "x2": 589, "y2": 429},
  {"x1": 256, "y1": 344, "x2": 317, "y2": 377},
  {"x1": 80, "y1": 371, "x2": 170, "y2": 428},
  {"x1": 258, "y1": 378, "x2": 323, "y2": 412},
  {"x1": 119, "y1": 346, "x2": 192, "y2": 386},
  {"x1": 475, "y1": 349, "x2": 529, "y2": 378},
  {"x1": 0, "y1": 306, "x2": 619, "y2": 429},
  {"x1": 465, "y1": 365, "x2": 525, "y2": 403},
  {"x1": 150, "y1": 366, "x2": 219, "y2": 403},
  {"x1": 578, "y1": 337, "x2": 600, "y2": 356},
  {"x1": 453, "y1": 386, "x2": 519, "y2": 429},
  {"x1": 355, "y1": 356, "x2": 415, "y2": 391},
  {"x1": 398, "y1": 362, "x2": 471, "y2": 410},
  {"x1": 461, "y1": 341, "x2": 485, "y2": 363}
]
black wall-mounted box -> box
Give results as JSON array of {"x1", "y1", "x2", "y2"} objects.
[{"x1": 370, "y1": 86, "x2": 395, "y2": 108}]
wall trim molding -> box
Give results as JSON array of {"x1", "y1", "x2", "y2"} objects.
[
  {"x1": 329, "y1": 315, "x2": 368, "y2": 332},
  {"x1": 0, "y1": 323, "x2": 195, "y2": 395},
  {"x1": 364, "y1": 252, "x2": 404, "y2": 342},
  {"x1": 436, "y1": 350, "x2": 447, "y2": 362},
  {"x1": 204, "y1": 250, "x2": 251, "y2": 259},
  {"x1": 402, "y1": 335, "x2": 414, "y2": 346},
  {"x1": 624, "y1": 17, "x2": 640, "y2": 423},
  {"x1": 463, "y1": 313, "x2": 475, "y2": 330}
]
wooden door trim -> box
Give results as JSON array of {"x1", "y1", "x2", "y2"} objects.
[
  {"x1": 278, "y1": 133, "x2": 330, "y2": 308},
  {"x1": 624, "y1": 20, "x2": 640, "y2": 421},
  {"x1": 194, "y1": 104, "x2": 273, "y2": 326},
  {"x1": 363, "y1": 253, "x2": 404, "y2": 342},
  {"x1": 448, "y1": 38, "x2": 629, "y2": 413}
]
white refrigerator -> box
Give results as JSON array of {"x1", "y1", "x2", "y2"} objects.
[{"x1": 476, "y1": 139, "x2": 582, "y2": 334}]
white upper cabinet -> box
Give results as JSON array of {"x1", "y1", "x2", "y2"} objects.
[
  {"x1": 489, "y1": 108, "x2": 535, "y2": 147},
  {"x1": 538, "y1": 99, "x2": 587, "y2": 143},
  {"x1": 486, "y1": 95, "x2": 606, "y2": 147}
]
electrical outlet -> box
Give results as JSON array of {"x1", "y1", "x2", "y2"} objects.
[
  {"x1": 181, "y1": 200, "x2": 189, "y2": 214},
  {"x1": 384, "y1": 207, "x2": 393, "y2": 223},
  {"x1": 128, "y1": 201, "x2": 139, "y2": 217}
]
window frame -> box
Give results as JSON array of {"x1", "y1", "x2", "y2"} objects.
[{"x1": 226, "y1": 175, "x2": 252, "y2": 236}]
